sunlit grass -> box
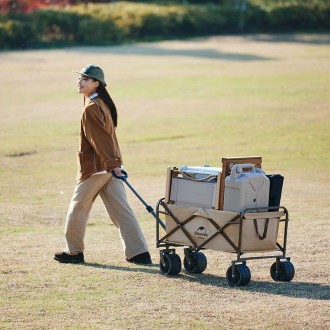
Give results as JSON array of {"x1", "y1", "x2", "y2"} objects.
[{"x1": 0, "y1": 35, "x2": 329, "y2": 329}]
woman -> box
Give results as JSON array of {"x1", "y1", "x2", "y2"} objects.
[{"x1": 54, "y1": 64, "x2": 151, "y2": 264}]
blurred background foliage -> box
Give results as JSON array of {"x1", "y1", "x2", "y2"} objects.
[{"x1": 0, "y1": 0, "x2": 329, "y2": 49}]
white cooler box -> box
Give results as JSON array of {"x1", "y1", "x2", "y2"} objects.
[
  {"x1": 169, "y1": 165, "x2": 221, "y2": 209},
  {"x1": 165, "y1": 204, "x2": 282, "y2": 252},
  {"x1": 223, "y1": 164, "x2": 270, "y2": 212}
]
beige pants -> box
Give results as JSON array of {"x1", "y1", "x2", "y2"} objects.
[{"x1": 64, "y1": 173, "x2": 149, "y2": 259}]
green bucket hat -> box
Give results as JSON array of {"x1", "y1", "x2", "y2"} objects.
[{"x1": 75, "y1": 64, "x2": 107, "y2": 86}]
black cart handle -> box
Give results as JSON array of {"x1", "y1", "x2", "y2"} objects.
[
  {"x1": 111, "y1": 169, "x2": 166, "y2": 230},
  {"x1": 111, "y1": 169, "x2": 128, "y2": 180}
]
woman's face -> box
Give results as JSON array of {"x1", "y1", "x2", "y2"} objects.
[{"x1": 77, "y1": 75, "x2": 99, "y2": 97}]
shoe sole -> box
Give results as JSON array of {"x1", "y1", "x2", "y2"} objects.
[{"x1": 54, "y1": 257, "x2": 84, "y2": 264}]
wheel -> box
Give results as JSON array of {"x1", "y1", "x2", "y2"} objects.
[
  {"x1": 226, "y1": 264, "x2": 251, "y2": 287},
  {"x1": 270, "y1": 261, "x2": 295, "y2": 282},
  {"x1": 183, "y1": 252, "x2": 207, "y2": 274},
  {"x1": 159, "y1": 253, "x2": 181, "y2": 276}
]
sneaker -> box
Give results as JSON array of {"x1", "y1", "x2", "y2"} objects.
[
  {"x1": 126, "y1": 252, "x2": 152, "y2": 264},
  {"x1": 54, "y1": 252, "x2": 84, "y2": 264}
]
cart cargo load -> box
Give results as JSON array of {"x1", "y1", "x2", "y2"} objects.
[{"x1": 112, "y1": 156, "x2": 295, "y2": 287}]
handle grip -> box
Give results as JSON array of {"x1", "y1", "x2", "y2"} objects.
[
  {"x1": 232, "y1": 163, "x2": 256, "y2": 174},
  {"x1": 230, "y1": 163, "x2": 256, "y2": 182},
  {"x1": 111, "y1": 169, "x2": 128, "y2": 180}
]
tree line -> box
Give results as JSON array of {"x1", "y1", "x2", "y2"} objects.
[{"x1": 0, "y1": 1, "x2": 329, "y2": 50}]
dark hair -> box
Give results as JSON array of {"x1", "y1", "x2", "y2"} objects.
[{"x1": 96, "y1": 83, "x2": 118, "y2": 127}]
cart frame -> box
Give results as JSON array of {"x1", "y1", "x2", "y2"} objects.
[
  {"x1": 156, "y1": 199, "x2": 294, "y2": 285},
  {"x1": 111, "y1": 169, "x2": 294, "y2": 286}
]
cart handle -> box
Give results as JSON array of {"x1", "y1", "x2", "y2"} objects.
[
  {"x1": 111, "y1": 169, "x2": 128, "y2": 180},
  {"x1": 111, "y1": 169, "x2": 166, "y2": 230}
]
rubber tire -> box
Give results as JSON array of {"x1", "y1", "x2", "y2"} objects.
[
  {"x1": 270, "y1": 261, "x2": 295, "y2": 282},
  {"x1": 226, "y1": 264, "x2": 251, "y2": 287},
  {"x1": 160, "y1": 253, "x2": 181, "y2": 276},
  {"x1": 183, "y1": 252, "x2": 207, "y2": 274}
]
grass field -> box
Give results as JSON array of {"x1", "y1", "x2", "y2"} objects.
[{"x1": 0, "y1": 34, "x2": 329, "y2": 329}]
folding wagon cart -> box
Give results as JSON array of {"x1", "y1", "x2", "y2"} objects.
[{"x1": 114, "y1": 156, "x2": 295, "y2": 287}]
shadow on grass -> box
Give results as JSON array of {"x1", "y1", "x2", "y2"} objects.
[
  {"x1": 68, "y1": 45, "x2": 274, "y2": 61},
  {"x1": 182, "y1": 273, "x2": 330, "y2": 300},
  {"x1": 83, "y1": 262, "x2": 329, "y2": 300},
  {"x1": 67, "y1": 34, "x2": 330, "y2": 60},
  {"x1": 83, "y1": 262, "x2": 160, "y2": 275},
  {"x1": 246, "y1": 34, "x2": 330, "y2": 45}
]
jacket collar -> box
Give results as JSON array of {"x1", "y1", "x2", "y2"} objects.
[{"x1": 89, "y1": 92, "x2": 98, "y2": 100}]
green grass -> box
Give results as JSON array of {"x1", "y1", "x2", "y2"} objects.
[{"x1": 0, "y1": 34, "x2": 329, "y2": 329}]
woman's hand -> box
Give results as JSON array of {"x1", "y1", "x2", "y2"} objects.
[{"x1": 112, "y1": 167, "x2": 122, "y2": 176}]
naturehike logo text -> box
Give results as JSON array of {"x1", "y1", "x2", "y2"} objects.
[{"x1": 194, "y1": 226, "x2": 208, "y2": 238}]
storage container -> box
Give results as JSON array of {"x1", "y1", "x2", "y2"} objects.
[
  {"x1": 169, "y1": 165, "x2": 221, "y2": 209},
  {"x1": 180, "y1": 165, "x2": 222, "y2": 179},
  {"x1": 223, "y1": 164, "x2": 270, "y2": 212}
]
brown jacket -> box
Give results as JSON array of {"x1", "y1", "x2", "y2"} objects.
[{"x1": 77, "y1": 95, "x2": 122, "y2": 181}]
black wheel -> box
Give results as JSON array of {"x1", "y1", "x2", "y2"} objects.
[
  {"x1": 270, "y1": 261, "x2": 295, "y2": 282},
  {"x1": 183, "y1": 252, "x2": 207, "y2": 274},
  {"x1": 159, "y1": 253, "x2": 181, "y2": 276},
  {"x1": 226, "y1": 264, "x2": 251, "y2": 287}
]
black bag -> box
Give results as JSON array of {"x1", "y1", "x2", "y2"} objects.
[{"x1": 266, "y1": 174, "x2": 284, "y2": 210}]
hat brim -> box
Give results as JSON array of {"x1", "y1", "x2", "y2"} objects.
[{"x1": 73, "y1": 70, "x2": 107, "y2": 86}]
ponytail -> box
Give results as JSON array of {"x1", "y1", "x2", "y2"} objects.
[{"x1": 96, "y1": 84, "x2": 118, "y2": 127}]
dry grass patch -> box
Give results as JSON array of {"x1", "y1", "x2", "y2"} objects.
[{"x1": 0, "y1": 34, "x2": 329, "y2": 329}]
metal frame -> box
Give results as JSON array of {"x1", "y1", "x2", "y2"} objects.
[
  {"x1": 156, "y1": 199, "x2": 291, "y2": 266},
  {"x1": 111, "y1": 168, "x2": 292, "y2": 282}
]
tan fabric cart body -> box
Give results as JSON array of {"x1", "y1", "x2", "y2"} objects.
[
  {"x1": 164, "y1": 204, "x2": 283, "y2": 252},
  {"x1": 163, "y1": 156, "x2": 281, "y2": 253},
  {"x1": 154, "y1": 156, "x2": 294, "y2": 286}
]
